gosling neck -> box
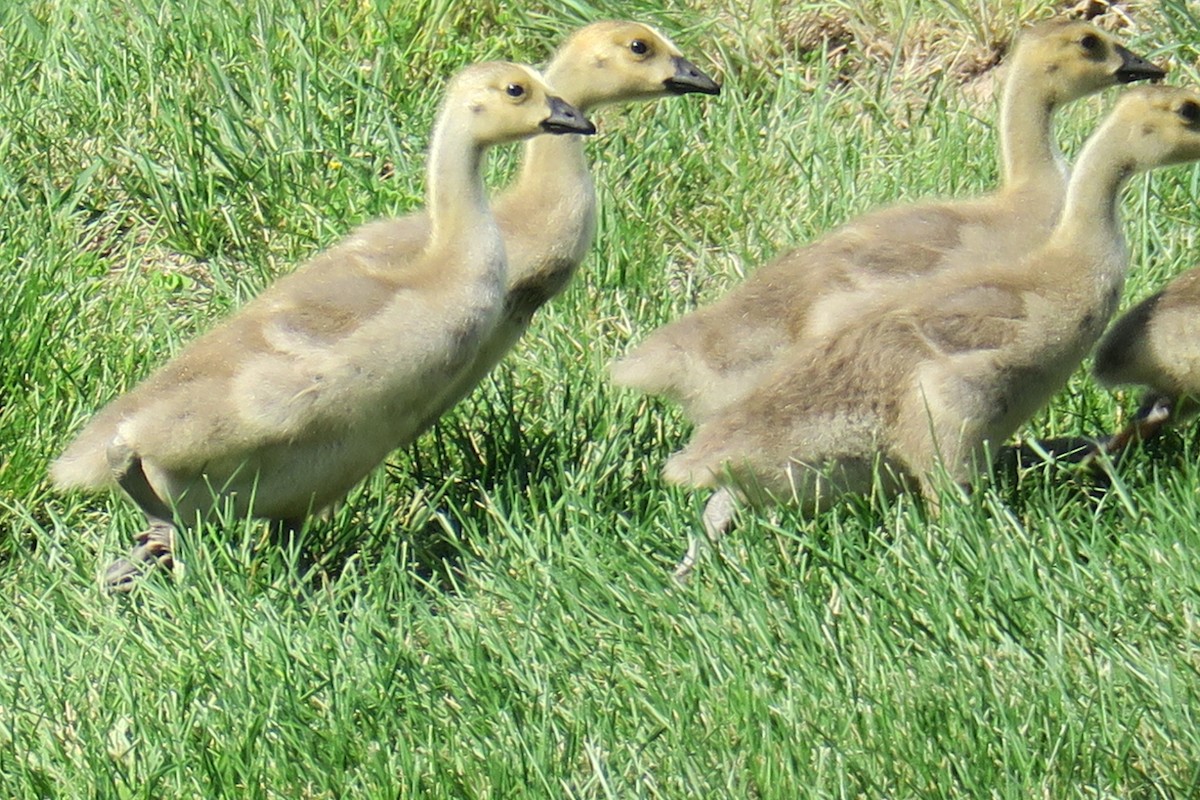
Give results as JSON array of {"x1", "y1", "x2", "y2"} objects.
[
  {"x1": 511, "y1": 63, "x2": 595, "y2": 195},
  {"x1": 1048, "y1": 120, "x2": 1133, "y2": 251},
  {"x1": 425, "y1": 110, "x2": 493, "y2": 253},
  {"x1": 998, "y1": 61, "x2": 1067, "y2": 192}
]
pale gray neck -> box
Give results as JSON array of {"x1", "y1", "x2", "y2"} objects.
[
  {"x1": 426, "y1": 112, "x2": 490, "y2": 247},
  {"x1": 510, "y1": 60, "x2": 593, "y2": 198},
  {"x1": 514, "y1": 132, "x2": 591, "y2": 192},
  {"x1": 1049, "y1": 123, "x2": 1133, "y2": 249},
  {"x1": 998, "y1": 61, "x2": 1066, "y2": 191}
]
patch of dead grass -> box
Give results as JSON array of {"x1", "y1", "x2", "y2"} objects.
[{"x1": 709, "y1": 0, "x2": 1158, "y2": 115}]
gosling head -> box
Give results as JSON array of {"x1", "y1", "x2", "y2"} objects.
[
  {"x1": 547, "y1": 20, "x2": 721, "y2": 110},
  {"x1": 1102, "y1": 85, "x2": 1200, "y2": 172},
  {"x1": 447, "y1": 62, "x2": 597, "y2": 145},
  {"x1": 1012, "y1": 19, "x2": 1165, "y2": 105}
]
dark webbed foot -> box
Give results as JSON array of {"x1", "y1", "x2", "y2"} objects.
[{"x1": 1084, "y1": 393, "x2": 1174, "y2": 472}]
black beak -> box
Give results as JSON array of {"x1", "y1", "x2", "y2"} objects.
[
  {"x1": 540, "y1": 96, "x2": 596, "y2": 135},
  {"x1": 663, "y1": 55, "x2": 721, "y2": 96},
  {"x1": 1114, "y1": 44, "x2": 1166, "y2": 84}
]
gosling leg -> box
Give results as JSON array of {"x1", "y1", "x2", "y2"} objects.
[
  {"x1": 1104, "y1": 395, "x2": 1172, "y2": 455},
  {"x1": 673, "y1": 487, "x2": 738, "y2": 584},
  {"x1": 104, "y1": 442, "x2": 178, "y2": 592},
  {"x1": 1086, "y1": 394, "x2": 1173, "y2": 469}
]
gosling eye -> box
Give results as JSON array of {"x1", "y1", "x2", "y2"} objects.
[
  {"x1": 1080, "y1": 33, "x2": 1102, "y2": 53},
  {"x1": 629, "y1": 39, "x2": 650, "y2": 56},
  {"x1": 506, "y1": 83, "x2": 526, "y2": 99},
  {"x1": 1179, "y1": 100, "x2": 1200, "y2": 125}
]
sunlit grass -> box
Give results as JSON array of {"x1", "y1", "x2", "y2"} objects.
[{"x1": 2, "y1": 0, "x2": 1199, "y2": 797}]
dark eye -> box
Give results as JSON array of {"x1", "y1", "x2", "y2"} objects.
[
  {"x1": 1179, "y1": 100, "x2": 1200, "y2": 124},
  {"x1": 1080, "y1": 33, "x2": 1101, "y2": 52},
  {"x1": 506, "y1": 83, "x2": 525, "y2": 98},
  {"x1": 630, "y1": 39, "x2": 649, "y2": 56}
]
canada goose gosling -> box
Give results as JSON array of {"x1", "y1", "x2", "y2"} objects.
[
  {"x1": 51, "y1": 62, "x2": 595, "y2": 590},
  {"x1": 342, "y1": 22, "x2": 719, "y2": 437},
  {"x1": 413, "y1": 21, "x2": 719, "y2": 430},
  {"x1": 610, "y1": 20, "x2": 1163, "y2": 424},
  {"x1": 665, "y1": 85, "x2": 1200, "y2": 581},
  {"x1": 1091, "y1": 265, "x2": 1200, "y2": 458}
]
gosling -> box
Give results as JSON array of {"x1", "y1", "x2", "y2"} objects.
[
  {"x1": 51, "y1": 62, "x2": 596, "y2": 589},
  {"x1": 611, "y1": 19, "x2": 1162, "y2": 423},
  {"x1": 1092, "y1": 265, "x2": 1200, "y2": 454},
  {"x1": 664, "y1": 86, "x2": 1200, "y2": 580},
  {"x1": 344, "y1": 21, "x2": 719, "y2": 429}
]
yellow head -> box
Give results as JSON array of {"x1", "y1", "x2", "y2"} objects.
[
  {"x1": 1010, "y1": 19, "x2": 1164, "y2": 105},
  {"x1": 1101, "y1": 85, "x2": 1200, "y2": 172},
  {"x1": 546, "y1": 20, "x2": 720, "y2": 110},
  {"x1": 443, "y1": 61, "x2": 596, "y2": 146}
]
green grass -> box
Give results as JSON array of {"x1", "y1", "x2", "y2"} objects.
[{"x1": 4, "y1": 0, "x2": 1200, "y2": 796}]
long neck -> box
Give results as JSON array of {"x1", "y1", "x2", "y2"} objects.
[
  {"x1": 510, "y1": 62, "x2": 593, "y2": 196},
  {"x1": 426, "y1": 111, "x2": 492, "y2": 250},
  {"x1": 1048, "y1": 121, "x2": 1133, "y2": 251},
  {"x1": 998, "y1": 58, "x2": 1067, "y2": 191}
]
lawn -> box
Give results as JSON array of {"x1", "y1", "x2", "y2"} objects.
[{"x1": 3, "y1": 0, "x2": 1200, "y2": 797}]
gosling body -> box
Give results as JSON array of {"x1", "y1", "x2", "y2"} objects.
[
  {"x1": 1093, "y1": 265, "x2": 1200, "y2": 449},
  {"x1": 51, "y1": 62, "x2": 596, "y2": 584},
  {"x1": 611, "y1": 20, "x2": 1162, "y2": 422},
  {"x1": 348, "y1": 21, "x2": 719, "y2": 428},
  {"x1": 665, "y1": 86, "x2": 1200, "y2": 575}
]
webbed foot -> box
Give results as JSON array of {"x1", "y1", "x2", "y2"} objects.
[{"x1": 104, "y1": 521, "x2": 177, "y2": 592}]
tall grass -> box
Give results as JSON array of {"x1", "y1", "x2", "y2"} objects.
[{"x1": 3, "y1": 0, "x2": 1199, "y2": 797}]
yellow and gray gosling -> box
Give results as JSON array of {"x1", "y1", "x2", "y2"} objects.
[
  {"x1": 347, "y1": 20, "x2": 720, "y2": 431},
  {"x1": 51, "y1": 62, "x2": 596, "y2": 590},
  {"x1": 1092, "y1": 265, "x2": 1200, "y2": 455},
  {"x1": 611, "y1": 19, "x2": 1163, "y2": 424},
  {"x1": 664, "y1": 86, "x2": 1200, "y2": 581}
]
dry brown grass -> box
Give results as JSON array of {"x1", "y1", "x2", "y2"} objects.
[{"x1": 703, "y1": 0, "x2": 1160, "y2": 108}]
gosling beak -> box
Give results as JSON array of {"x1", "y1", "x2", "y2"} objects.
[
  {"x1": 663, "y1": 56, "x2": 721, "y2": 96},
  {"x1": 541, "y1": 96, "x2": 596, "y2": 135},
  {"x1": 1113, "y1": 44, "x2": 1166, "y2": 84}
]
